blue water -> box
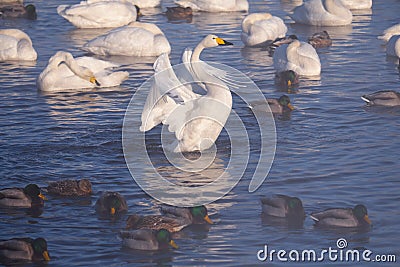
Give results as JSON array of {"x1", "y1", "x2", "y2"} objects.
[{"x1": 1, "y1": 0, "x2": 399, "y2": 266}]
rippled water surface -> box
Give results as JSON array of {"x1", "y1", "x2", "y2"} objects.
[{"x1": 1, "y1": 0, "x2": 400, "y2": 266}]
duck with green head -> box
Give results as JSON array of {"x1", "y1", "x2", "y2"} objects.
[
  {"x1": 310, "y1": 204, "x2": 371, "y2": 228},
  {"x1": 0, "y1": 237, "x2": 50, "y2": 262},
  {"x1": 261, "y1": 195, "x2": 305, "y2": 219},
  {"x1": 275, "y1": 70, "x2": 299, "y2": 89},
  {"x1": 120, "y1": 229, "x2": 178, "y2": 251},
  {"x1": 267, "y1": 95, "x2": 295, "y2": 114},
  {"x1": 0, "y1": 184, "x2": 46, "y2": 208},
  {"x1": 95, "y1": 191, "x2": 128, "y2": 217},
  {"x1": 0, "y1": 4, "x2": 37, "y2": 20},
  {"x1": 160, "y1": 205, "x2": 213, "y2": 225}
]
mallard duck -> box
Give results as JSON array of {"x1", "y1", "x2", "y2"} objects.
[
  {"x1": 0, "y1": 4, "x2": 36, "y2": 20},
  {"x1": 46, "y1": 179, "x2": 92, "y2": 196},
  {"x1": 268, "y1": 95, "x2": 295, "y2": 114},
  {"x1": 120, "y1": 229, "x2": 178, "y2": 251},
  {"x1": 165, "y1": 6, "x2": 192, "y2": 20},
  {"x1": 267, "y1": 34, "x2": 298, "y2": 56},
  {"x1": 275, "y1": 70, "x2": 299, "y2": 89},
  {"x1": 0, "y1": 237, "x2": 50, "y2": 262},
  {"x1": 95, "y1": 191, "x2": 128, "y2": 216},
  {"x1": 261, "y1": 195, "x2": 305, "y2": 219},
  {"x1": 126, "y1": 214, "x2": 188, "y2": 232},
  {"x1": 308, "y1": 31, "x2": 332, "y2": 48},
  {"x1": 0, "y1": 184, "x2": 46, "y2": 208},
  {"x1": 160, "y1": 205, "x2": 213, "y2": 225},
  {"x1": 310, "y1": 204, "x2": 371, "y2": 228},
  {"x1": 361, "y1": 90, "x2": 400, "y2": 106}
]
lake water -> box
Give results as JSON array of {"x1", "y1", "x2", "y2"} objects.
[{"x1": 1, "y1": 0, "x2": 399, "y2": 266}]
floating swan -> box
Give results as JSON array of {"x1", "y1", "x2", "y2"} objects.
[
  {"x1": 83, "y1": 22, "x2": 171, "y2": 57},
  {"x1": 37, "y1": 51, "x2": 129, "y2": 92},
  {"x1": 0, "y1": 29, "x2": 37, "y2": 61},
  {"x1": 57, "y1": 0, "x2": 139, "y2": 28},
  {"x1": 273, "y1": 39, "x2": 321, "y2": 76},
  {"x1": 129, "y1": 0, "x2": 160, "y2": 8},
  {"x1": 140, "y1": 34, "x2": 233, "y2": 152},
  {"x1": 241, "y1": 13, "x2": 287, "y2": 47},
  {"x1": 339, "y1": 0, "x2": 372, "y2": 10},
  {"x1": 378, "y1": 23, "x2": 400, "y2": 43},
  {"x1": 175, "y1": 0, "x2": 248, "y2": 12},
  {"x1": 386, "y1": 35, "x2": 400, "y2": 58},
  {"x1": 291, "y1": 0, "x2": 353, "y2": 26}
]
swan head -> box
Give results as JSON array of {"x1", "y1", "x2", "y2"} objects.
[
  {"x1": 25, "y1": 4, "x2": 37, "y2": 20},
  {"x1": 202, "y1": 34, "x2": 233, "y2": 48}
]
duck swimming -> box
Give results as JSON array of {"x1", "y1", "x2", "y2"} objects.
[
  {"x1": 95, "y1": 191, "x2": 128, "y2": 217},
  {"x1": 126, "y1": 214, "x2": 188, "y2": 232},
  {"x1": 0, "y1": 4, "x2": 36, "y2": 20},
  {"x1": 261, "y1": 195, "x2": 305, "y2": 219},
  {"x1": 120, "y1": 229, "x2": 178, "y2": 251},
  {"x1": 310, "y1": 204, "x2": 371, "y2": 228},
  {"x1": 361, "y1": 90, "x2": 400, "y2": 106},
  {"x1": 0, "y1": 184, "x2": 46, "y2": 208},
  {"x1": 0, "y1": 237, "x2": 50, "y2": 262},
  {"x1": 308, "y1": 31, "x2": 332, "y2": 48},
  {"x1": 165, "y1": 6, "x2": 192, "y2": 20},
  {"x1": 46, "y1": 179, "x2": 92, "y2": 196},
  {"x1": 160, "y1": 205, "x2": 213, "y2": 225}
]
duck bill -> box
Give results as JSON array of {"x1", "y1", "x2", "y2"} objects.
[
  {"x1": 169, "y1": 240, "x2": 179, "y2": 249},
  {"x1": 287, "y1": 80, "x2": 292, "y2": 87},
  {"x1": 90, "y1": 77, "x2": 101, "y2": 86},
  {"x1": 216, "y1": 37, "x2": 233, "y2": 46},
  {"x1": 287, "y1": 103, "x2": 295, "y2": 111},
  {"x1": 203, "y1": 215, "x2": 213, "y2": 224},
  {"x1": 42, "y1": 250, "x2": 50, "y2": 261},
  {"x1": 110, "y1": 207, "x2": 116, "y2": 215},
  {"x1": 364, "y1": 215, "x2": 371, "y2": 224},
  {"x1": 39, "y1": 193, "x2": 47, "y2": 201}
]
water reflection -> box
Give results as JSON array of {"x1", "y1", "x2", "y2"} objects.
[{"x1": 67, "y1": 28, "x2": 112, "y2": 47}]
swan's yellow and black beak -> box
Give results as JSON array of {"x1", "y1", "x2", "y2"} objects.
[
  {"x1": 216, "y1": 37, "x2": 233, "y2": 46},
  {"x1": 90, "y1": 77, "x2": 101, "y2": 86}
]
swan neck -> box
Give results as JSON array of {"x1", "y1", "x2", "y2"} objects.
[{"x1": 191, "y1": 43, "x2": 205, "y2": 62}]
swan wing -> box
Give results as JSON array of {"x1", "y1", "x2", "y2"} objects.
[{"x1": 140, "y1": 53, "x2": 198, "y2": 132}]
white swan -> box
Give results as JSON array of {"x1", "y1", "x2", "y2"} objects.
[
  {"x1": 386, "y1": 35, "x2": 400, "y2": 58},
  {"x1": 273, "y1": 39, "x2": 321, "y2": 76},
  {"x1": 37, "y1": 51, "x2": 129, "y2": 92},
  {"x1": 128, "y1": 0, "x2": 160, "y2": 8},
  {"x1": 241, "y1": 13, "x2": 287, "y2": 47},
  {"x1": 339, "y1": 0, "x2": 372, "y2": 10},
  {"x1": 378, "y1": 23, "x2": 400, "y2": 43},
  {"x1": 0, "y1": 29, "x2": 37, "y2": 61},
  {"x1": 82, "y1": 22, "x2": 171, "y2": 57},
  {"x1": 57, "y1": 0, "x2": 138, "y2": 28},
  {"x1": 291, "y1": 0, "x2": 352, "y2": 26},
  {"x1": 175, "y1": 0, "x2": 248, "y2": 12},
  {"x1": 140, "y1": 34, "x2": 234, "y2": 152}
]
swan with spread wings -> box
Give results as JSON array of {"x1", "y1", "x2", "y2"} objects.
[{"x1": 140, "y1": 34, "x2": 234, "y2": 153}]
